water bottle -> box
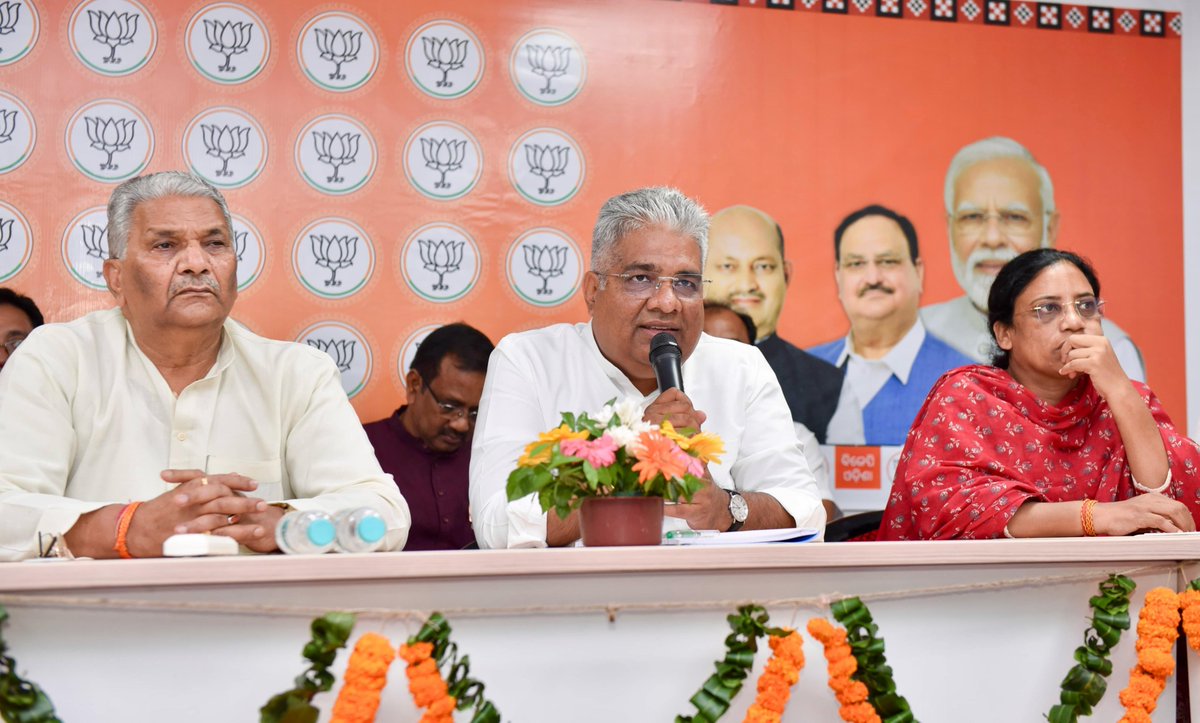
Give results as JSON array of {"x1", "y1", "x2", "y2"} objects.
[
  {"x1": 333, "y1": 507, "x2": 388, "y2": 553},
  {"x1": 275, "y1": 510, "x2": 337, "y2": 554}
]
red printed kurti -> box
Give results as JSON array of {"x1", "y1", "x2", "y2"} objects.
[{"x1": 879, "y1": 365, "x2": 1200, "y2": 540}]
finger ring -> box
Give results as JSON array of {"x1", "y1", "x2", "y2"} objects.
[
  {"x1": 226, "y1": 514, "x2": 237, "y2": 525},
  {"x1": 200, "y1": 477, "x2": 208, "y2": 486}
]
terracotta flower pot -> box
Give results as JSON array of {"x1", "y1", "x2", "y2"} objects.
[{"x1": 579, "y1": 496, "x2": 664, "y2": 547}]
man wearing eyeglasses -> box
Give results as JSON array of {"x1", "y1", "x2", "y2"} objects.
[
  {"x1": 469, "y1": 187, "x2": 826, "y2": 548},
  {"x1": 364, "y1": 323, "x2": 493, "y2": 550},
  {"x1": 0, "y1": 288, "x2": 42, "y2": 374},
  {"x1": 920, "y1": 136, "x2": 1145, "y2": 380}
]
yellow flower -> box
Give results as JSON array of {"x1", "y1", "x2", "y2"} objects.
[
  {"x1": 660, "y1": 420, "x2": 689, "y2": 447},
  {"x1": 517, "y1": 424, "x2": 589, "y2": 467},
  {"x1": 686, "y1": 432, "x2": 725, "y2": 465}
]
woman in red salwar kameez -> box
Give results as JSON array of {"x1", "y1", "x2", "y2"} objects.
[{"x1": 880, "y1": 249, "x2": 1200, "y2": 540}]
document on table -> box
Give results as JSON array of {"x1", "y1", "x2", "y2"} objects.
[{"x1": 662, "y1": 527, "x2": 820, "y2": 545}]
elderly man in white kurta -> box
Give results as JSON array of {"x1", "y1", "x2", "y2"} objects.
[
  {"x1": 469, "y1": 187, "x2": 825, "y2": 549},
  {"x1": 0, "y1": 172, "x2": 410, "y2": 561}
]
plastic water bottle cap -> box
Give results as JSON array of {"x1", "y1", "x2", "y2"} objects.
[
  {"x1": 307, "y1": 518, "x2": 336, "y2": 547},
  {"x1": 358, "y1": 516, "x2": 386, "y2": 543}
]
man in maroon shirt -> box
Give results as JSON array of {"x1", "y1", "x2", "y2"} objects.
[{"x1": 364, "y1": 323, "x2": 493, "y2": 550}]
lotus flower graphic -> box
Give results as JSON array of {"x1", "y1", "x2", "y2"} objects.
[
  {"x1": 0, "y1": 2, "x2": 21, "y2": 48},
  {"x1": 417, "y1": 238, "x2": 463, "y2": 291},
  {"x1": 234, "y1": 230, "x2": 247, "y2": 262},
  {"x1": 0, "y1": 217, "x2": 12, "y2": 254},
  {"x1": 200, "y1": 123, "x2": 250, "y2": 178},
  {"x1": 312, "y1": 131, "x2": 360, "y2": 184},
  {"x1": 0, "y1": 109, "x2": 16, "y2": 144},
  {"x1": 524, "y1": 144, "x2": 570, "y2": 195},
  {"x1": 419, "y1": 137, "x2": 465, "y2": 190},
  {"x1": 421, "y1": 36, "x2": 467, "y2": 88},
  {"x1": 87, "y1": 10, "x2": 140, "y2": 65},
  {"x1": 203, "y1": 18, "x2": 253, "y2": 73},
  {"x1": 84, "y1": 116, "x2": 136, "y2": 171},
  {"x1": 306, "y1": 338, "x2": 356, "y2": 372},
  {"x1": 313, "y1": 27, "x2": 361, "y2": 81},
  {"x1": 81, "y1": 224, "x2": 109, "y2": 276},
  {"x1": 310, "y1": 234, "x2": 357, "y2": 287},
  {"x1": 522, "y1": 244, "x2": 568, "y2": 296},
  {"x1": 526, "y1": 45, "x2": 571, "y2": 95}
]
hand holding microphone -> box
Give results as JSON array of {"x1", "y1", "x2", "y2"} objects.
[{"x1": 643, "y1": 332, "x2": 706, "y2": 431}]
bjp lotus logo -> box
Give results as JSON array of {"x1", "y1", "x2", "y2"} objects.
[
  {"x1": 510, "y1": 29, "x2": 585, "y2": 107},
  {"x1": 0, "y1": 217, "x2": 11, "y2": 253},
  {"x1": 509, "y1": 128, "x2": 585, "y2": 207},
  {"x1": 0, "y1": 202, "x2": 31, "y2": 283},
  {"x1": 307, "y1": 338, "x2": 356, "y2": 372},
  {"x1": 310, "y1": 234, "x2": 357, "y2": 287},
  {"x1": 81, "y1": 224, "x2": 108, "y2": 273},
  {"x1": 231, "y1": 213, "x2": 265, "y2": 291},
  {"x1": 233, "y1": 230, "x2": 247, "y2": 261},
  {"x1": 0, "y1": 2, "x2": 20, "y2": 44},
  {"x1": 85, "y1": 116, "x2": 136, "y2": 171},
  {"x1": 404, "y1": 20, "x2": 483, "y2": 100},
  {"x1": 312, "y1": 131, "x2": 359, "y2": 184},
  {"x1": 203, "y1": 18, "x2": 252, "y2": 73},
  {"x1": 200, "y1": 124, "x2": 250, "y2": 178},
  {"x1": 0, "y1": 0, "x2": 38, "y2": 68},
  {"x1": 87, "y1": 9, "x2": 139, "y2": 65},
  {"x1": 417, "y1": 238, "x2": 464, "y2": 291},
  {"x1": 507, "y1": 228, "x2": 582, "y2": 308},
  {"x1": 0, "y1": 108, "x2": 15, "y2": 144},
  {"x1": 525, "y1": 45, "x2": 571, "y2": 95},
  {"x1": 524, "y1": 144, "x2": 570, "y2": 195},
  {"x1": 420, "y1": 138, "x2": 465, "y2": 190},
  {"x1": 298, "y1": 12, "x2": 377, "y2": 92},
  {"x1": 421, "y1": 36, "x2": 467, "y2": 88},
  {"x1": 522, "y1": 244, "x2": 568, "y2": 296},
  {"x1": 69, "y1": 1, "x2": 156, "y2": 77}
]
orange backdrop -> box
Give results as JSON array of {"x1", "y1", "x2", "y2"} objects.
[{"x1": 0, "y1": 0, "x2": 1184, "y2": 423}]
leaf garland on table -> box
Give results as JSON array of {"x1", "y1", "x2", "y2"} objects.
[
  {"x1": 330, "y1": 632, "x2": 396, "y2": 723},
  {"x1": 1047, "y1": 574, "x2": 1135, "y2": 723},
  {"x1": 1117, "y1": 587, "x2": 1180, "y2": 723},
  {"x1": 677, "y1": 604, "x2": 781, "y2": 723},
  {"x1": 742, "y1": 628, "x2": 805, "y2": 723},
  {"x1": 405, "y1": 612, "x2": 501, "y2": 723},
  {"x1": 806, "y1": 618, "x2": 881, "y2": 723},
  {"x1": 0, "y1": 606, "x2": 61, "y2": 723},
  {"x1": 260, "y1": 611, "x2": 357, "y2": 723},
  {"x1": 830, "y1": 597, "x2": 915, "y2": 723}
]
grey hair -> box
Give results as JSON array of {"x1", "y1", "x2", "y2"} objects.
[
  {"x1": 943, "y1": 136, "x2": 1056, "y2": 217},
  {"x1": 106, "y1": 171, "x2": 233, "y2": 259},
  {"x1": 590, "y1": 187, "x2": 709, "y2": 272}
]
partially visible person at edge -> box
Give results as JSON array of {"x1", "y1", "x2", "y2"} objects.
[
  {"x1": 880, "y1": 249, "x2": 1199, "y2": 540},
  {"x1": 364, "y1": 323, "x2": 493, "y2": 551},
  {"x1": 920, "y1": 136, "x2": 1145, "y2": 380},
  {"x1": 470, "y1": 187, "x2": 826, "y2": 549},
  {"x1": 704, "y1": 300, "x2": 839, "y2": 520},
  {"x1": 0, "y1": 171, "x2": 411, "y2": 561},
  {"x1": 0, "y1": 288, "x2": 43, "y2": 374},
  {"x1": 704, "y1": 205, "x2": 843, "y2": 443}
]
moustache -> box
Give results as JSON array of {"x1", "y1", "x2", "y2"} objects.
[
  {"x1": 169, "y1": 276, "x2": 221, "y2": 296},
  {"x1": 858, "y1": 283, "x2": 893, "y2": 297},
  {"x1": 967, "y1": 247, "x2": 1018, "y2": 275}
]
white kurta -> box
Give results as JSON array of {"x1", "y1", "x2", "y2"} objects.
[
  {"x1": 469, "y1": 322, "x2": 825, "y2": 549},
  {"x1": 0, "y1": 308, "x2": 411, "y2": 560}
]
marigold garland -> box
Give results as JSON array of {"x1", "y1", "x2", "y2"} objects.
[
  {"x1": 677, "y1": 604, "x2": 780, "y2": 723},
  {"x1": 1047, "y1": 574, "x2": 1135, "y2": 723},
  {"x1": 330, "y1": 632, "x2": 396, "y2": 723},
  {"x1": 1180, "y1": 579, "x2": 1200, "y2": 653},
  {"x1": 399, "y1": 641, "x2": 455, "y2": 723},
  {"x1": 806, "y1": 618, "x2": 881, "y2": 723},
  {"x1": 829, "y1": 598, "x2": 915, "y2": 722},
  {"x1": 741, "y1": 629, "x2": 805, "y2": 723},
  {"x1": 260, "y1": 611, "x2": 356, "y2": 723},
  {"x1": 1116, "y1": 587, "x2": 1180, "y2": 723}
]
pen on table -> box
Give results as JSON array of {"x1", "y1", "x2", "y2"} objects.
[{"x1": 663, "y1": 529, "x2": 720, "y2": 542}]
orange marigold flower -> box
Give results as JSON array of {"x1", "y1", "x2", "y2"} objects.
[
  {"x1": 632, "y1": 431, "x2": 690, "y2": 483},
  {"x1": 330, "y1": 633, "x2": 395, "y2": 723},
  {"x1": 743, "y1": 706, "x2": 781, "y2": 723},
  {"x1": 398, "y1": 642, "x2": 433, "y2": 663},
  {"x1": 837, "y1": 680, "x2": 871, "y2": 705},
  {"x1": 1181, "y1": 589, "x2": 1200, "y2": 652},
  {"x1": 426, "y1": 695, "x2": 457, "y2": 716},
  {"x1": 841, "y1": 702, "x2": 883, "y2": 723},
  {"x1": 741, "y1": 630, "x2": 804, "y2": 723},
  {"x1": 1118, "y1": 587, "x2": 1182, "y2": 721}
]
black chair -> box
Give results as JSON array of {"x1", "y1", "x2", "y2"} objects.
[{"x1": 824, "y1": 510, "x2": 883, "y2": 542}]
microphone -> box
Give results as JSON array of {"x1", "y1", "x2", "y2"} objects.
[{"x1": 649, "y1": 332, "x2": 684, "y2": 393}]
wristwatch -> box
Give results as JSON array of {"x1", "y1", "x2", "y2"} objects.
[{"x1": 726, "y1": 490, "x2": 748, "y2": 532}]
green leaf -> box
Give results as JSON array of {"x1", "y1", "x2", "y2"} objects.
[
  {"x1": 1045, "y1": 574, "x2": 1133, "y2": 721},
  {"x1": 260, "y1": 613, "x2": 354, "y2": 723}
]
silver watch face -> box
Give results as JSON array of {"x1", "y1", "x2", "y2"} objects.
[{"x1": 729, "y1": 492, "x2": 749, "y2": 522}]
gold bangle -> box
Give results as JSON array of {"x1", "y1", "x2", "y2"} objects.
[{"x1": 1081, "y1": 499, "x2": 1098, "y2": 537}]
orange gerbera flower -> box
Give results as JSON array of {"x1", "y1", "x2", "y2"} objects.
[{"x1": 632, "y1": 431, "x2": 690, "y2": 483}]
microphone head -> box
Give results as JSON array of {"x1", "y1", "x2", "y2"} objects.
[{"x1": 649, "y1": 332, "x2": 681, "y2": 361}]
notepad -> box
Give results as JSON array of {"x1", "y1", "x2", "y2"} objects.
[{"x1": 662, "y1": 527, "x2": 820, "y2": 545}]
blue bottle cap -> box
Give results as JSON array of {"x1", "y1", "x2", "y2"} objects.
[
  {"x1": 358, "y1": 516, "x2": 386, "y2": 543},
  {"x1": 307, "y1": 518, "x2": 336, "y2": 547}
]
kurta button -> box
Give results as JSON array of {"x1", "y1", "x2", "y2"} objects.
[{"x1": 176, "y1": 432, "x2": 187, "y2": 441}]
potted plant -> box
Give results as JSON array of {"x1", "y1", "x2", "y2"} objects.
[{"x1": 506, "y1": 398, "x2": 724, "y2": 546}]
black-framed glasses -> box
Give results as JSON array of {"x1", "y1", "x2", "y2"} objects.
[
  {"x1": 2, "y1": 337, "x2": 25, "y2": 355},
  {"x1": 1030, "y1": 297, "x2": 1105, "y2": 324},
  {"x1": 596, "y1": 272, "x2": 709, "y2": 300},
  {"x1": 423, "y1": 383, "x2": 478, "y2": 421}
]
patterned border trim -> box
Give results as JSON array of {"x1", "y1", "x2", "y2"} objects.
[{"x1": 673, "y1": 0, "x2": 1181, "y2": 38}]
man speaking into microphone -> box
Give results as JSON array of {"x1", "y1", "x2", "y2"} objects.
[{"x1": 469, "y1": 187, "x2": 826, "y2": 548}]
